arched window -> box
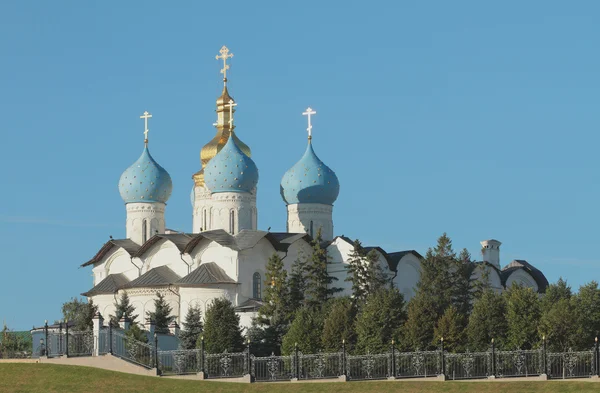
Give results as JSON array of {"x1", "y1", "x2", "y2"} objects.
[
  {"x1": 142, "y1": 220, "x2": 147, "y2": 243},
  {"x1": 253, "y1": 272, "x2": 262, "y2": 299},
  {"x1": 229, "y1": 210, "x2": 235, "y2": 234}
]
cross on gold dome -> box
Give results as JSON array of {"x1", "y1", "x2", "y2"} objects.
[
  {"x1": 216, "y1": 46, "x2": 234, "y2": 83},
  {"x1": 224, "y1": 99, "x2": 237, "y2": 128},
  {"x1": 302, "y1": 107, "x2": 316, "y2": 140},
  {"x1": 140, "y1": 111, "x2": 152, "y2": 144}
]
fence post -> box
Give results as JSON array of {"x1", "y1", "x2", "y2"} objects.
[
  {"x1": 440, "y1": 337, "x2": 446, "y2": 380},
  {"x1": 108, "y1": 323, "x2": 113, "y2": 355},
  {"x1": 65, "y1": 321, "x2": 69, "y2": 358},
  {"x1": 59, "y1": 321, "x2": 63, "y2": 355},
  {"x1": 388, "y1": 339, "x2": 396, "y2": 380},
  {"x1": 200, "y1": 336, "x2": 205, "y2": 374},
  {"x1": 491, "y1": 338, "x2": 496, "y2": 378},
  {"x1": 154, "y1": 333, "x2": 160, "y2": 375},
  {"x1": 595, "y1": 337, "x2": 599, "y2": 377},
  {"x1": 540, "y1": 335, "x2": 548, "y2": 380},
  {"x1": 43, "y1": 320, "x2": 48, "y2": 357},
  {"x1": 342, "y1": 339, "x2": 347, "y2": 376},
  {"x1": 294, "y1": 342, "x2": 300, "y2": 380},
  {"x1": 246, "y1": 337, "x2": 251, "y2": 376}
]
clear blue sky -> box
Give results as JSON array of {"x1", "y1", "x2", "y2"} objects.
[{"x1": 1, "y1": 1, "x2": 599, "y2": 330}]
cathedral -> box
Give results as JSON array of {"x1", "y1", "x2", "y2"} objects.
[{"x1": 81, "y1": 46, "x2": 548, "y2": 329}]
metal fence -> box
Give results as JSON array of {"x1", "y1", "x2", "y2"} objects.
[
  {"x1": 547, "y1": 349, "x2": 596, "y2": 379},
  {"x1": 395, "y1": 350, "x2": 441, "y2": 378},
  {"x1": 299, "y1": 352, "x2": 343, "y2": 379},
  {"x1": 67, "y1": 331, "x2": 95, "y2": 357},
  {"x1": 346, "y1": 352, "x2": 391, "y2": 380},
  {"x1": 252, "y1": 353, "x2": 294, "y2": 381},
  {"x1": 495, "y1": 349, "x2": 542, "y2": 378},
  {"x1": 111, "y1": 331, "x2": 154, "y2": 369},
  {"x1": 446, "y1": 351, "x2": 490, "y2": 380}
]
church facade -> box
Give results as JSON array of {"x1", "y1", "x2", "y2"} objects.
[{"x1": 81, "y1": 46, "x2": 548, "y2": 329}]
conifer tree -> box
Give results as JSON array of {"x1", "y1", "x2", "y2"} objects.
[
  {"x1": 453, "y1": 248, "x2": 476, "y2": 316},
  {"x1": 538, "y1": 279, "x2": 577, "y2": 351},
  {"x1": 179, "y1": 304, "x2": 203, "y2": 350},
  {"x1": 202, "y1": 298, "x2": 244, "y2": 353},
  {"x1": 288, "y1": 256, "x2": 307, "y2": 314},
  {"x1": 345, "y1": 239, "x2": 368, "y2": 303},
  {"x1": 433, "y1": 306, "x2": 465, "y2": 352},
  {"x1": 321, "y1": 297, "x2": 356, "y2": 352},
  {"x1": 304, "y1": 228, "x2": 340, "y2": 309},
  {"x1": 505, "y1": 283, "x2": 541, "y2": 350},
  {"x1": 110, "y1": 292, "x2": 138, "y2": 327},
  {"x1": 256, "y1": 253, "x2": 290, "y2": 352},
  {"x1": 365, "y1": 249, "x2": 389, "y2": 294},
  {"x1": 355, "y1": 288, "x2": 406, "y2": 354},
  {"x1": 402, "y1": 295, "x2": 437, "y2": 350},
  {"x1": 281, "y1": 306, "x2": 324, "y2": 355},
  {"x1": 146, "y1": 292, "x2": 175, "y2": 334},
  {"x1": 467, "y1": 289, "x2": 507, "y2": 350},
  {"x1": 125, "y1": 323, "x2": 148, "y2": 343}
]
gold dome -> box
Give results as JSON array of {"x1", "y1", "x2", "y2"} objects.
[{"x1": 193, "y1": 85, "x2": 251, "y2": 187}]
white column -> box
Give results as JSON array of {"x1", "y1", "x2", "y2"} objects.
[{"x1": 92, "y1": 312, "x2": 104, "y2": 356}]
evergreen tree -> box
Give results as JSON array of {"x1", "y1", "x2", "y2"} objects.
[
  {"x1": 402, "y1": 234, "x2": 457, "y2": 349},
  {"x1": 146, "y1": 292, "x2": 175, "y2": 334},
  {"x1": 472, "y1": 264, "x2": 492, "y2": 300},
  {"x1": 467, "y1": 289, "x2": 507, "y2": 350},
  {"x1": 453, "y1": 248, "x2": 476, "y2": 316},
  {"x1": 321, "y1": 297, "x2": 356, "y2": 352},
  {"x1": 110, "y1": 292, "x2": 138, "y2": 327},
  {"x1": 61, "y1": 297, "x2": 98, "y2": 331},
  {"x1": 433, "y1": 306, "x2": 465, "y2": 352},
  {"x1": 540, "y1": 278, "x2": 572, "y2": 312},
  {"x1": 505, "y1": 283, "x2": 541, "y2": 350},
  {"x1": 125, "y1": 323, "x2": 148, "y2": 343},
  {"x1": 345, "y1": 239, "x2": 368, "y2": 304},
  {"x1": 288, "y1": 256, "x2": 307, "y2": 314},
  {"x1": 202, "y1": 298, "x2": 244, "y2": 353},
  {"x1": 365, "y1": 249, "x2": 389, "y2": 294},
  {"x1": 179, "y1": 304, "x2": 203, "y2": 350},
  {"x1": 538, "y1": 298, "x2": 578, "y2": 351},
  {"x1": 281, "y1": 306, "x2": 324, "y2": 355},
  {"x1": 574, "y1": 281, "x2": 600, "y2": 348},
  {"x1": 247, "y1": 323, "x2": 282, "y2": 356},
  {"x1": 355, "y1": 288, "x2": 406, "y2": 354},
  {"x1": 304, "y1": 228, "x2": 340, "y2": 309}
]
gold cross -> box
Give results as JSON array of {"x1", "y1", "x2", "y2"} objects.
[
  {"x1": 216, "y1": 45, "x2": 234, "y2": 82},
  {"x1": 302, "y1": 107, "x2": 316, "y2": 140},
  {"x1": 224, "y1": 99, "x2": 237, "y2": 128},
  {"x1": 140, "y1": 111, "x2": 152, "y2": 143}
]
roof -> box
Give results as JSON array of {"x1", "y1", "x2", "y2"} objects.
[
  {"x1": 183, "y1": 229, "x2": 310, "y2": 254},
  {"x1": 122, "y1": 266, "x2": 180, "y2": 289},
  {"x1": 81, "y1": 239, "x2": 141, "y2": 267},
  {"x1": 135, "y1": 233, "x2": 194, "y2": 257},
  {"x1": 81, "y1": 273, "x2": 129, "y2": 296},
  {"x1": 177, "y1": 262, "x2": 237, "y2": 287},
  {"x1": 501, "y1": 260, "x2": 549, "y2": 293},
  {"x1": 234, "y1": 298, "x2": 263, "y2": 312}
]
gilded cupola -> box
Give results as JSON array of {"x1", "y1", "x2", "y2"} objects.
[{"x1": 193, "y1": 46, "x2": 251, "y2": 187}]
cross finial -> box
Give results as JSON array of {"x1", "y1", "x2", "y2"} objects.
[
  {"x1": 216, "y1": 46, "x2": 234, "y2": 84},
  {"x1": 140, "y1": 111, "x2": 152, "y2": 145},
  {"x1": 302, "y1": 107, "x2": 316, "y2": 140},
  {"x1": 224, "y1": 99, "x2": 237, "y2": 129}
]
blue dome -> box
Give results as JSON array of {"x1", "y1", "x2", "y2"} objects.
[
  {"x1": 119, "y1": 146, "x2": 173, "y2": 204},
  {"x1": 205, "y1": 134, "x2": 258, "y2": 193},
  {"x1": 280, "y1": 141, "x2": 339, "y2": 205}
]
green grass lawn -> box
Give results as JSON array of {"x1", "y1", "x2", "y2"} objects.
[{"x1": 0, "y1": 364, "x2": 598, "y2": 393}]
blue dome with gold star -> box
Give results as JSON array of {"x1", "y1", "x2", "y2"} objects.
[
  {"x1": 118, "y1": 146, "x2": 173, "y2": 204},
  {"x1": 281, "y1": 141, "x2": 339, "y2": 205},
  {"x1": 205, "y1": 134, "x2": 258, "y2": 193}
]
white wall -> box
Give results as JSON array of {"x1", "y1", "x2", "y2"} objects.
[
  {"x1": 287, "y1": 203, "x2": 334, "y2": 241},
  {"x1": 208, "y1": 192, "x2": 257, "y2": 234},
  {"x1": 505, "y1": 269, "x2": 539, "y2": 292},
  {"x1": 126, "y1": 202, "x2": 165, "y2": 245},
  {"x1": 393, "y1": 254, "x2": 422, "y2": 301},
  {"x1": 142, "y1": 239, "x2": 189, "y2": 277}
]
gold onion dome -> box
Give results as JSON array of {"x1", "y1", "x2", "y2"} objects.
[{"x1": 193, "y1": 86, "x2": 251, "y2": 187}]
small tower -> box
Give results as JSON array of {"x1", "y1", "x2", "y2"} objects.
[
  {"x1": 204, "y1": 101, "x2": 259, "y2": 234},
  {"x1": 192, "y1": 46, "x2": 252, "y2": 233},
  {"x1": 480, "y1": 239, "x2": 502, "y2": 269},
  {"x1": 118, "y1": 111, "x2": 173, "y2": 245},
  {"x1": 280, "y1": 108, "x2": 340, "y2": 241}
]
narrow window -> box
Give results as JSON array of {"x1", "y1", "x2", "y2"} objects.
[
  {"x1": 309, "y1": 220, "x2": 314, "y2": 237},
  {"x1": 203, "y1": 209, "x2": 207, "y2": 232},
  {"x1": 142, "y1": 220, "x2": 147, "y2": 243},
  {"x1": 229, "y1": 210, "x2": 235, "y2": 234},
  {"x1": 253, "y1": 272, "x2": 262, "y2": 299}
]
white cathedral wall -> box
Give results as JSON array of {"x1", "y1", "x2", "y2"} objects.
[
  {"x1": 192, "y1": 185, "x2": 212, "y2": 233},
  {"x1": 125, "y1": 288, "x2": 181, "y2": 325},
  {"x1": 126, "y1": 202, "x2": 166, "y2": 245},
  {"x1": 93, "y1": 248, "x2": 139, "y2": 284},
  {"x1": 287, "y1": 203, "x2": 334, "y2": 241},
  {"x1": 192, "y1": 241, "x2": 240, "y2": 287},
  {"x1": 505, "y1": 270, "x2": 539, "y2": 292},
  {"x1": 142, "y1": 239, "x2": 189, "y2": 277},
  {"x1": 209, "y1": 192, "x2": 257, "y2": 234},
  {"x1": 91, "y1": 294, "x2": 117, "y2": 321},
  {"x1": 281, "y1": 239, "x2": 312, "y2": 272},
  {"x1": 237, "y1": 238, "x2": 277, "y2": 301},
  {"x1": 179, "y1": 286, "x2": 236, "y2": 324},
  {"x1": 394, "y1": 254, "x2": 422, "y2": 300},
  {"x1": 471, "y1": 265, "x2": 503, "y2": 293}
]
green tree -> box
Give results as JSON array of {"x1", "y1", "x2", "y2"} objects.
[
  {"x1": 453, "y1": 248, "x2": 476, "y2": 316},
  {"x1": 402, "y1": 295, "x2": 437, "y2": 350},
  {"x1": 355, "y1": 288, "x2": 406, "y2": 354},
  {"x1": 257, "y1": 254, "x2": 290, "y2": 326},
  {"x1": 125, "y1": 323, "x2": 148, "y2": 343},
  {"x1": 467, "y1": 289, "x2": 507, "y2": 350},
  {"x1": 179, "y1": 304, "x2": 203, "y2": 350},
  {"x1": 288, "y1": 256, "x2": 307, "y2": 314},
  {"x1": 540, "y1": 278, "x2": 572, "y2": 313},
  {"x1": 573, "y1": 281, "x2": 600, "y2": 348},
  {"x1": 321, "y1": 297, "x2": 356, "y2": 352},
  {"x1": 304, "y1": 228, "x2": 341, "y2": 309},
  {"x1": 433, "y1": 306, "x2": 465, "y2": 352},
  {"x1": 538, "y1": 298, "x2": 578, "y2": 351},
  {"x1": 110, "y1": 292, "x2": 138, "y2": 327},
  {"x1": 365, "y1": 249, "x2": 389, "y2": 295},
  {"x1": 146, "y1": 292, "x2": 175, "y2": 334},
  {"x1": 247, "y1": 323, "x2": 282, "y2": 356},
  {"x1": 281, "y1": 306, "x2": 324, "y2": 355},
  {"x1": 0, "y1": 325, "x2": 32, "y2": 357},
  {"x1": 505, "y1": 283, "x2": 541, "y2": 350},
  {"x1": 61, "y1": 298, "x2": 98, "y2": 331},
  {"x1": 345, "y1": 239, "x2": 368, "y2": 304},
  {"x1": 202, "y1": 298, "x2": 244, "y2": 353}
]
